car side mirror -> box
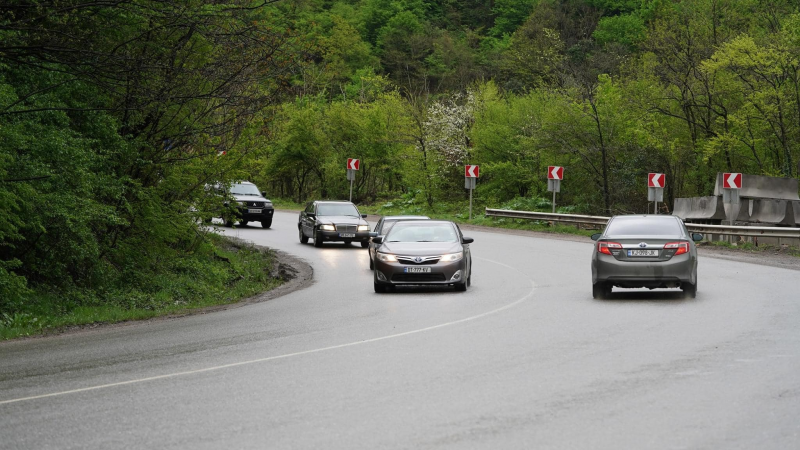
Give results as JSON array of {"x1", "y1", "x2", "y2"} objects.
[
  {"x1": 591, "y1": 233, "x2": 602, "y2": 241},
  {"x1": 372, "y1": 236, "x2": 383, "y2": 244},
  {"x1": 261, "y1": 191, "x2": 267, "y2": 197},
  {"x1": 462, "y1": 237, "x2": 474, "y2": 244},
  {"x1": 306, "y1": 213, "x2": 315, "y2": 219},
  {"x1": 361, "y1": 214, "x2": 368, "y2": 218},
  {"x1": 369, "y1": 232, "x2": 378, "y2": 238},
  {"x1": 692, "y1": 233, "x2": 704, "y2": 242}
]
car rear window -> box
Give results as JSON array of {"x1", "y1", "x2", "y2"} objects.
[{"x1": 605, "y1": 217, "x2": 683, "y2": 236}]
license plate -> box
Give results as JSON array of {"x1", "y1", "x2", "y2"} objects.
[
  {"x1": 248, "y1": 209, "x2": 262, "y2": 214},
  {"x1": 339, "y1": 233, "x2": 355, "y2": 238},
  {"x1": 404, "y1": 267, "x2": 431, "y2": 273},
  {"x1": 628, "y1": 250, "x2": 658, "y2": 257}
]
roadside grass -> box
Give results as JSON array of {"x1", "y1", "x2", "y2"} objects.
[
  {"x1": 700, "y1": 240, "x2": 800, "y2": 257},
  {"x1": 271, "y1": 196, "x2": 598, "y2": 238},
  {"x1": 0, "y1": 234, "x2": 283, "y2": 340}
]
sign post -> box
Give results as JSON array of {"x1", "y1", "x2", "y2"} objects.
[
  {"x1": 465, "y1": 165, "x2": 479, "y2": 220},
  {"x1": 346, "y1": 158, "x2": 360, "y2": 202},
  {"x1": 547, "y1": 166, "x2": 564, "y2": 213},
  {"x1": 647, "y1": 173, "x2": 665, "y2": 214},
  {"x1": 722, "y1": 172, "x2": 742, "y2": 226}
]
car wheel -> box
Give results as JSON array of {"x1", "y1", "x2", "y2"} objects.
[
  {"x1": 224, "y1": 217, "x2": 234, "y2": 227},
  {"x1": 262, "y1": 219, "x2": 271, "y2": 229},
  {"x1": 592, "y1": 282, "x2": 610, "y2": 299},
  {"x1": 454, "y1": 281, "x2": 467, "y2": 292},
  {"x1": 314, "y1": 230, "x2": 323, "y2": 247},
  {"x1": 360, "y1": 241, "x2": 369, "y2": 248},
  {"x1": 299, "y1": 228, "x2": 309, "y2": 244},
  {"x1": 682, "y1": 281, "x2": 697, "y2": 298},
  {"x1": 374, "y1": 281, "x2": 387, "y2": 293}
]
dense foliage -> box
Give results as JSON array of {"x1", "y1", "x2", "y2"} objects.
[{"x1": 2, "y1": 0, "x2": 800, "y2": 318}]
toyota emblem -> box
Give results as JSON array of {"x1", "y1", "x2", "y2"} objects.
[
  {"x1": 638, "y1": 242, "x2": 647, "y2": 248},
  {"x1": 414, "y1": 256, "x2": 423, "y2": 263}
]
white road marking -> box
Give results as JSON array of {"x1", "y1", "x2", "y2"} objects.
[{"x1": 0, "y1": 257, "x2": 534, "y2": 406}]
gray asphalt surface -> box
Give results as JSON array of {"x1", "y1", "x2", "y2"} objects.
[{"x1": 1, "y1": 211, "x2": 799, "y2": 449}]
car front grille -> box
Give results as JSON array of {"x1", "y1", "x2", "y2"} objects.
[
  {"x1": 392, "y1": 273, "x2": 447, "y2": 282},
  {"x1": 245, "y1": 201, "x2": 265, "y2": 207},
  {"x1": 396, "y1": 256, "x2": 441, "y2": 265},
  {"x1": 336, "y1": 224, "x2": 357, "y2": 232}
]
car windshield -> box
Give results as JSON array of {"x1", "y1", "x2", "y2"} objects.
[
  {"x1": 229, "y1": 183, "x2": 260, "y2": 196},
  {"x1": 317, "y1": 203, "x2": 359, "y2": 217},
  {"x1": 605, "y1": 217, "x2": 682, "y2": 236},
  {"x1": 386, "y1": 223, "x2": 458, "y2": 243},
  {"x1": 381, "y1": 217, "x2": 429, "y2": 234}
]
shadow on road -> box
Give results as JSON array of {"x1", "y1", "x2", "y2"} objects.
[{"x1": 598, "y1": 290, "x2": 695, "y2": 304}]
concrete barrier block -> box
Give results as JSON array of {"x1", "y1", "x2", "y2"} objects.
[
  {"x1": 673, "y1": 196, "x2": 726, "y2": 220},
  {"x1": 714, "y1": 173, "x2": 799, "y2": 200}
]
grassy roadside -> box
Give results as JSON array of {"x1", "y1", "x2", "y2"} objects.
[
  {"x1": 699, "y1": 240, "x2": 800, "y2": 257},
  {"x1": 0, "y1": 235, "x2": 284, "y2": 340}
]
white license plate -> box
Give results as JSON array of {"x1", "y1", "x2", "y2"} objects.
[
  {"x1": 339, "y1": 233, "x2": 355, "y2": 238},
  {"x1": 248, "y1": 209, "x2": 262, "y2": 214},
  {"x1": 404, "y1": 267, "x2": 432, "y2": 273},
  {"x1": 628, "y1": 250, "x2": 658, "y2": 257}
]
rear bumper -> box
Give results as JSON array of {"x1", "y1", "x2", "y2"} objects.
[{"x1": 592, "y1": 253, "x2": 695, "y2": 288}]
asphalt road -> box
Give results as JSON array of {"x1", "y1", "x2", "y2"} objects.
[{"x1": 1, "y1": 211, "x2": 799, "y2": 449}]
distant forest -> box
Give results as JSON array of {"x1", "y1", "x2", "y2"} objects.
[{"x1": 2, "y1": 0, "x2": 799, "y2": 307}]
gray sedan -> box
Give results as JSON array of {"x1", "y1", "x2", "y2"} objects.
[
  {"x1": 591, "y1": 215, "x2": 703, "y2": 299},
  {"x1": 371, "y1": 220, "x2": 473, "y2": 293}
]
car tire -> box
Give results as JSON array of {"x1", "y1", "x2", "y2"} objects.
[
  {"x1": 361, "y1": 241, "x2": 369, "y2": 248},
  {"x1": 592, "y1": 282, "x2": 610, "y2": 299},
  {"x1": 299, "y1": 228, "x2": 309, "y2": 244},
  {"x1": 262, "y1": 219, "x2": 271, "y2": 229},
  {"x1": 314, "y1": 230, "x2": 323, "y2": 248},
  {"x1": 374, "y1": 281, "x2": 387, "y2": 293},
  {"x1": 682, "y1": 281, "x2": 697, "y2": 298},
  {"x1": 454, "y1": 281, "x2": 467, "y2": 292},
  {"x1": 224, "y1": 217, "x2": 234, "y2": 227},
  {"x1": 241, "y1": 220, "x2": 248, "y2": 226}
]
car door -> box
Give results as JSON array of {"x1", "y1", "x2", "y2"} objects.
[{"x1": 301, "y1": 202, "x2": 314, "y2": 236}]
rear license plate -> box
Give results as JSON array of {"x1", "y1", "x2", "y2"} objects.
[
  {"x1": 404, "y1": 267, "x2": 432, "y2": 273},
  {"x1": 248, "y1": 209, "x2": 262, "y2": 214},
  {"x1": 628, "y1": 250, "x2": 658, "y2": 257},
  {"x1": 339, "y1": 233, "x2": 355, "y2": 238}
]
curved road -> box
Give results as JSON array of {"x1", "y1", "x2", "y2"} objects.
[{"x1": 1, "y1": 211, "x2": 799, "y2": 449}]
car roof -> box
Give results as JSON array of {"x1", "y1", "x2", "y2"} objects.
[
  {"x1": 392, "y1": 219, "x2": 454, "y2": 226},
  {"x1": 383, "y1": 215, "x2": 430, "y2": 220},
  {"x1": 315, "y1": 200, "x2": 354, "y2": 204}
]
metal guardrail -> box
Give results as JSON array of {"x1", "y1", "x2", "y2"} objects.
[{"x1": 484, "y1": 208, "x2": 800, "y2": 239}]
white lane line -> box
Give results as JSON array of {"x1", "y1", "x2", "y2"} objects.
[{"x1": 0, "y1": 257, "x2": 534, "y2": 406}]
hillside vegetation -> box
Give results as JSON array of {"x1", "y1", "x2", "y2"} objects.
[{"x1": 2, "y1": 1, "x2": 799, "y2": 322}]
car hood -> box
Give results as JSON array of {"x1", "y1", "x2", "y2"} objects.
[
  {"x1": 316, "y1": 215, "x2": 367, "y2": 225},
  {"x1": 378, "y1": 241, "x2": 462, "y2": 256},
  {"x1": 233, "y1": 194, "x2": 272, "y2": 203}
]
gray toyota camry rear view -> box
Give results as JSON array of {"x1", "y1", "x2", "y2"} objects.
[{"x1": 591, "y1": 215, "x2": 703, "y2": 299}]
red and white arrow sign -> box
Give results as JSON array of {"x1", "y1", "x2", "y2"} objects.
[
  {"x1": 648, "y1": 173, "x2": 665, "y2": 188},
  {"x1": 548, "y1": 166, "x2": 564, "y2": 180},
  {"x1": 465, "y1": 165, "x2": 479, "y2": 178},
  {"x1": 347, "y1": 158, "x2": 360, "y2": 170},
  {"x1": 723, "y1": 172, "x2": 742, "y2": 189}
]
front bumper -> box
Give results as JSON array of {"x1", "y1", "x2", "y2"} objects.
[
  {"x1": 592, "y1": 253, "x2": 695, "y2": 288},
  {"x1": 237, "y1": 207, "x2": 274, "y2": 222},
  {"x1": 374, "y1": 259, "x2": 466, "y2": 285},
  {"x1": 317, "y1": 230, "x2": 371, "y2": 242}
]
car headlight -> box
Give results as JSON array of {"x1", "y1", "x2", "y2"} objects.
[
  {"x1": 439, "y1": 252, "x2": 463, "y2": 262},
  {"x1": 358, "y1": 225, "x2": 369, "y2": 231},
  {"x1": 319, "y1": 224, "x2": 335, "y2": 231},
  {"x1": 377, "y1": 252, "x2": 397, "y2": 262},
  {"x1": 236, "y1": 201, "x2": 244, "y2": 206}
]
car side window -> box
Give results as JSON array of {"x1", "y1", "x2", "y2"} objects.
[
  {"x1": 374, "y1": 219, "x2": 382, "y2": 233},
  {"x1": 304, "y1": 203, "x2": 314, "y2": 214}
]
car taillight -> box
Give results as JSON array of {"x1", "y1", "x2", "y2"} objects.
[
  {"x1": 598, "y1": 241, "x2": 622, "y2": 255},
  {"x1": 664, "y1": 241, "x2": 689, "y2": 255}
]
